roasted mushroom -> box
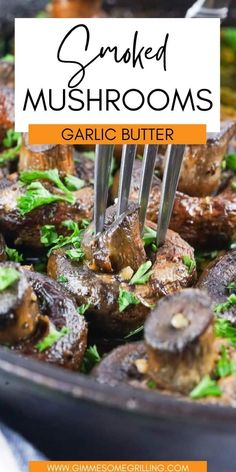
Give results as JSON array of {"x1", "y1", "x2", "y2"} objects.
[
  {"x1": 48, "y1": 204, "x2": 196, "y2": 337},
  {"x1": 0, "y1": 262, "x2": 87, "y2": 369},
  {"x1": 124, "y1": 160, "x2": 236, "y2": 249},
  {"x1": 19, "y1": 134, "x2": 75, "y2": 176},
  {"x1": 145, "y1": 289, "x2": 216, "y2": 394},
  {"x1": 198, "y1": 250, "x2": 236, "y2": 325},
  {"x1": 178, "y1": 121, "x2": 236, "y2": 197},
  {"x1": 0, "y1": 178, "x2": 93, "y2": 247},
  {"x1": 93, "y1": 289, "x2": 217, "y2": 395}
]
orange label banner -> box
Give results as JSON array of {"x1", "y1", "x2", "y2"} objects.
[
  {"x1": 28, "y1": 124, "x2": 206, "y2": 145},
  {"x1": 29, "y1": 461, "x2": 207, "y2": 472}
]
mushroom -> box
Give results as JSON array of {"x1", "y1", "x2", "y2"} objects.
[
  {"x1": 198, "y1": 250, "x2": 236, "y2": 325},
  {"x1": 19, "y1": 134, "x2": 75, "y2": 176},
  {"x1": 144, "y1": 288, "x2": 216, "y2": 394},
  {"x1": 48, "y1": 204, "x2": 196, "y2": 337},
  {"x1": 124, "y1": 160, "x2": 236, "y2": 249},
  {"x1": 0, "y1": 262, "x2": 87, "y2": 369},
  {"x1": 93, "y1": 289, "x2": 217, "y2": 396}
]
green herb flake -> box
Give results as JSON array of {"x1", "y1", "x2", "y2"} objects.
[
  {"x1": 151, "y1": 243, "x2": 158, "y2": 253},
  {"x1": 182, "y1": 255, "x2": 196, "y2": 274},
  {"x1": 129, "y1": 261, "x2": 152, "y2": 286},
  {"x1": 225, "y1": 153, "x2": 236, "y2": 171},
  {"x1": 77, "y1": 303, "x2": 90, "y2": 316},
  {"x1": 17, "y1": 181, "x2": 75, "y2": 215},
  {"x1": 5, "y1": 247, "x2": 23, "y2": 263},
  {"x1": 118, "y1": 288, "x2": 141, "y2": 312},
  {"x1": 215, "y1": 346, "x2": 236, "y2": 378},
  {"x1": 57, "y1": 275, "x2": 68, "y2": 283},
  {"x1": 65, "y1": 175, "x2": 85, "y2": 191},
  {"x1": 40, "y1": 225, "x2": 60, "y2": 247},
  {"x1": 1, "y1": 53, "x2": 14, "y2": 62},
  {"x1": 214, "y1": 294, "x2": 236, "y2": 314},
  {"x1": 147, "y1": 379, "x2": 157, "y2": 390},
  {"x1": 65, "y1": 247, "x2": 84, "y2": 261},
  {"x1": 226, "y1": 281, "x2": 236, "y2": 294},
  {"x1": 0, "y1": 267, "x2": 20, "y2": 292},
  {"x1": 142, "y1": 226, "x2": 157, "y2": 247},
  {"x1": 20, "y1": 169, "x2": 74, "y2": 200},
  {"x1": 231, "y1": 181, "x2": 236, "y2": 192},
  {"x1": 190, "y1": 375, "x2": 222, "y2": 399},
  {"x1": 40, "y1": 219, "x2": 86, "y2": 258},
  {"x1": 0, "y1": 130, "x2": 22, "y2": 165},
  {"x1": 215, "y1": 317, "x2": 236, "y2": 345},
  {"x1": 124, "y1": 325, "x2": 144, "y2": 340},
  {"x1": 36, "y1": 326, "x2": 70, "y2": 352},
  {"x1": 80, "y1": 345, "x2": 101, "y2": 374}
]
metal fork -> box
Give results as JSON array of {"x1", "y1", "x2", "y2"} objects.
[
  {"x1": 186, "y1": 0, "x2": 230, "y2": 19},
  {"x1": 94, "y1": 143, "x2": 185, "y2": 247}
]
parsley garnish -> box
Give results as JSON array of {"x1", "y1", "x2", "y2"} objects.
[
  {"x1": 129, "y1": 261, "x2": 152, "y2": 285},
  {"x1": 190, "y1": 376, "x2": 222, "y2": 399},
  {"x1": 226, "y1": 281, "x2": 236, "y2": 294},
  {"x1": 0, "y1": 267, "x2": 20, "y2": 291},
  {"x1": 20, "y1": 169, "x2": 74, "y2": 200},
  {"x1": 57, "y1": 275, "x2": 68, "y2": 283},
  {"x1": 215, "y1": 317, "x2": 236, "y2": 345},
  {"x1": 17, "y1": 182, "x2": 75, "y2": 215},
  {"x1": 80, "y1": 345, "x2": 101, "y2": 373},
  {"x1": 232, "y1": 180, "x2": 236, "y2": 192},
  {"x1": 118, "y1": 288, "x2": 141, "y2": 312},
  {"x1": 0, "y1": 130, "x2": 22, "y2": 165},
  {"x1": 215, "y1": 346, "x2": 236, "y2": 378},
  {"x1": 147, "y1": 379, "x2": 157, "y2": 390},
  {"x1": 36, "y1": 326, "x2": 70, "y2": 352},
  {"x1": 40, "y1": 220, "x2": 85, "y2": 260},
  {"x1": 1, "y1": 54, "x2": 14, "y2": 62},
  {"x1": 142, "y1": 226, "x2": 157, "y2": 247},
  {"x1": 214, "y1": 294, "x2": 236, "y2": 314},
  {"x1": 77, "y1": 304, "x2": 90, "y2": 315},
  {"x1": 64, "y1": 175, "x2": 85, "y2": 191},
  {"x1": 225, "y1": 154, "x2": 236, "y2": 171},
  {"x1": 124, "y1": 325, "x2": 144, "y2": 339},
  {"x1": 5, "y1": 246, "x2": 23, "y2": 263},
  {"x1": 182, "y1": 255, "x2": 196, "y2": 274}
]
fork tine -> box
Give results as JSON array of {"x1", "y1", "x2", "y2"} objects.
[
  {"x1": 156, "y1": 144, "x2": 185, "y2": 247},
  {"x1": 94, "y1": 144, "x2": 114, "y2": 234},
  {"x1": 138, "y1": 144, "x2": 158, "y2": 233},
  {"x1": 116, "y1": 144, "x2": 137, "y2": 218}
]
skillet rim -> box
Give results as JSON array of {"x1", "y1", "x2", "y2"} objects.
[{"x1": 0, "y1": 346, "x2": 236, "y2": 430}]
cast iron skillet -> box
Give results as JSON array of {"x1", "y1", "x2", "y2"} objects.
[{"x1": 0, "y1": 346, "x2": 236, "y2": 472}]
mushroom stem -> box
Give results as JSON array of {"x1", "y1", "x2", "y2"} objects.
[{"x1": 19, "y1": 133, "x2": 75, "y2": 176}]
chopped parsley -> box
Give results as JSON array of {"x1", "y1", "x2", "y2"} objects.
[
  {"x1": 40, "y1": 220, "x2": 85, "y2": 261},
  {"x1": 142, "y1": 226, "x2": 157, "y2": 247},
  {"x1": 118, "y1": 288, "x2": 141, "y2": 312},
  {"x1": 80, "y1": 345, "x2": 101, "y2": 374},
  {"x1": 182, "y1": 255, "x2": 196, "y2": 274},
  {"x1": 0, "y1": 267, "x2": 20, "y2": 291},
  {"x1": 57, "y1": 275, "x2": 68, "y2": 283},
  {"x1": 129, "y1": 261, "x2": 152, "y2": 285},
  {"x1": 190, "y1": 376, "x2": 222, "y2": 399},
  {"x1": 215, "y1": 317, "x2": 236, "y2": 346},
  {"x1": 64, "y1": 175, "x2": 85, "y2": 191},
  {"x1": 224, "y1": 153, "x2": 236, "y2": 171},
  {"x1": 215, "y1": 346, "x2": 236, "y2": 378},
  {"x1": 1, "y1": 53, "x2": 14, "y2": 62},
  {"x1": 214, "y1": 294, "x2": 236, "y2": 314},
  {"x1": 124, "y1": 325, "x2": 144, "y2": 340},
  {"x1": 17, "y1": 181, "x2": 75, "y2": 215},
  {"x1": 0, "y1": 130, "x2": 22, "y2": 165},
  {"x1": 20, "y1": 169, "x2": 74, "y2": 200},
  {"x1": 147, "y1": 379, "x2": 157, "y2": 390},
  {"x1": 36, "y1": 326, "x2": 70, "y2": 352},
  {"x1": 5, "y1": 246, "x2": 23, "y2": 263},
  {"x1": 226, "y1": 281, "x2": 236, "y2": 294},
  {"x1": 77, "y1": 303, "x2": 90, "y2": 315},
  {"x1": 232, "y1": 180, "x2": 236, "y2": 192}
]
